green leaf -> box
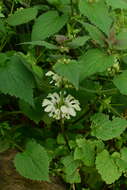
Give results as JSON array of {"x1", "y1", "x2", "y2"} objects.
[
  {"x1": 7, "y1": 7, "x2": 38, "y2": 26},
  {"x1": 61, "y1": 155, "x2": 81, "y2": 183},
  {"x1": 121, "y1": 147, "x2": 127, "y2": 161},
  {"x1": 14, "y1": 140, "x2": 49, "y2": 181},
  {"x1": 0, "y1": 53, "x2": 9, "y2": 66},
  {"x1": 79, "y1": 0, "x2": 112, "y2": 35},
  {"x1": 96, "y1": 150, "x2": 121, "y2": 184},
  {"x1": 106, "y1": 0, "x2": 127, "y2": 9},
  {"x1": 91, "y1": 113, "x2": 127, "y2": 141},
  {"x1": 53, "y1": 60, "x2": 81, "y2": 88},
  {"x1": 20, "y1": 41, "x2": 58, "y2": 49},
  {"x1": 79, "y1": 49, "x2": 114, "y2": 81},
  {"x1": 19, "y1": 97, "x2": 43, "y2": 124},
  {"x1": 114, "y1": 30, "x2": 127, "y2": 50},
  {"x1": 74, "y1": 138, "x2": 95, "y2": 166},
  {"x1": 113, "y1": 70, "x2": 127, "y2": 95},
  {"x1": 0, "y1": 55, "x2": 35, "y2": 105},
  {"x1": 81, "y1": 22, "x2": 105, "y2": 46},
  {"x1": 32, "y1": 11, "x2": 68, "y2": 41},
  {"x1": 67, "y1": 36, "x2": 90, "y2": 49}
]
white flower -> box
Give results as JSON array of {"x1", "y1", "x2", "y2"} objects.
[
  {"x1": 45, "y1": 71, "x2": 72, "y2": 88},
  {"x1": 42, "y1": 92, "x2": 81, "y2": 120}
]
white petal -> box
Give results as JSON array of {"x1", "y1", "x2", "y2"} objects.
[
  {"x1": 46, "y1": 71, "x2": 54, "y2": 76},
  {"x1": 68, "y1": 107, "x2": 76, "y2": 116},
  {"x1": 72, "y1": 104, "x2": 81, "y2": 111},
  {"x1": 61, "y1": 105, "x2": 68, "y2": 113},
  {"x1": 42, "y1": 99, "x2": 51, "y2": 107},
  {"x1": 44, "y1": 105, "x2": 54, "y2": 112}
]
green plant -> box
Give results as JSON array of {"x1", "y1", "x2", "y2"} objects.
[{"x1": 1, "y1": 0, "x2": 127, "y2": 189}]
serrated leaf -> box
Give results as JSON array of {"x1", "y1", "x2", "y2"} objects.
[
  {"x1": 32, "y1": 11, "x2": 68, "y2": 41},
  {"x1": 91, "y1": 113, "x2": 127, "y2": 141},
  {"x1": 79, "y1": 49, "x2": 114, "y2": 81},
  {"x1": 106, "y1": 0, "x2": 127, "y2": 9},
  {"x1": 0, "y1": 55, "x2": 35, "y2": 105},
  {"x1": 7, "y1": 7, "x2": 38, "y2": 26},
  {"x1": 74, "y1": 138, "x2": 95, "y2": 166},
  {"x1": 115, "y1": 148, "x2": 127, "y2": 173},
  {"x1": 79, "y1": 0, "x2": 112, "y2": 35},
  {"x1": 113, "y1": 70, "x2": 127, "y2": 95},
  {"x1": 53, "y1": 60, "x2": 81, "y2": 88},
  {"x1": 14, "y1": 140, "x2": 49, "y2": 181},
  {"x1": 61, "y1": 155, "x2": 81, "y2": 183},
  {"x1": 81, "y1": 22, "x2": 105, "y2": 46},
  {"x1": 96, "y1": 150, "x2": 121, "y2": 184}
]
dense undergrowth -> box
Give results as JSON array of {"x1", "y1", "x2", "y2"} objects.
[{"x1": 1, "y1": 0, "x2": 127, "y2": 189}]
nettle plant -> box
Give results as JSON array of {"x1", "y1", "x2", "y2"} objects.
[{"x1": 1, "y1": 0, "x2": 127, "y2": 189}]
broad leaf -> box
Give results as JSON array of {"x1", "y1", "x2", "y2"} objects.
[
  {"x1": 53, "y1": 60, "x2": 81, "y2": 88},
  {"x1": 0, "y1": 55, "x2": 35, "y2": 105},
  {"x1": 32, "y1": 11, "x2": 68, "y2": 41},
  {"x1": 7, "y1": 7, "x2": 38, "y2": 26},
  {"x1": 79, "y1": 49, "x2": 114, "y2": 81},
  {"x1": 14, "y1": 140, "x2": 49, "y2": 181},
  {"x1": 113, "y1": 70, "x2": 127, "y2": 95},
  {"x1": 91, "y1": 113, "x2": 127, "y2": 141},
  {"x1": 79, "y1": 0, "x2": 112, "y2": 35},
  {"x1": 81, "y1": 22, "x2": 105, "y2": 46},
  {"x1": 74, "y1": 138, "x2": 95, "y2": 166},
  {"x1": 106, "y1": 0, "x2": 127, "y2": 9},
  {"x1": 96, "y1": 150, "x2": 121, "y2": 184}
]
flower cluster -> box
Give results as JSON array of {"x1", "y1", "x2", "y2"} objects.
[
  {"x1": 46, "y1": 71, "x2": 72, "y2": 88},
  {"x1": 42, "y1": 92, "x2": 81, "y2": 120},
  {"x1": 107, "y1": 57, "x2": 120, "y2": 76}
]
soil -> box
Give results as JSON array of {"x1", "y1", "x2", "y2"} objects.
[{"x1": 0, "y1": 150, "x2": 66, "y2": 190}]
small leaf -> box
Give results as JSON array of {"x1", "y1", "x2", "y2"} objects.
[
  {"x1": 32, "y1": 11, "x2": 68, "y2": 41},
  {"x1": 7, "y1": 7, "x2": 38, "y2": 26},
  {"x1": 113, "y1": 70, "x2": 127, "y2": 95},
  {"x1": 91, "y1": 113, "x2": 127, "y2": 141},
  {"x1": 79, "y1": 0, "x2": 112, "y2": 35},
  {"x1": 14, "y1": 140, "x2": 49, "y2": 181},
  {"x1": 67, "y1": 36, "x2": 90, "y2": 49},
  {"x1": 96, "y1": 150, "x2": 121, "y2": 184},
  {"x1": 61, "y1": 155, "x2": 81, "y2": 183}
]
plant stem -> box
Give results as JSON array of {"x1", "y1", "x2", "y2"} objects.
[
  {"x1": 70, "y1": 0, "x2": 74, "y2": 16},
  {"x1": 60, "y1": 119, "x2": 71, "y2": 151},
  {"x1": 72, "y1": 184, "x2": 76, "y2": 190},
  {"x1": 10, "y1": 0, "x2": 15, "y2": 15}
]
